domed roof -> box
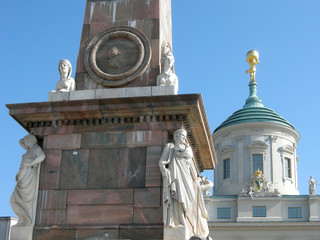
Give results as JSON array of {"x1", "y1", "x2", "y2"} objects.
[{"x1": 214, "y1": 81, "x2": 295, "y2": 133}]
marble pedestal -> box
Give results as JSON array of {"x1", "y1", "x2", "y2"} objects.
[
  {"x1": 7, "y1": 94, "x2": 215, "y2": 240},
  {"x1": 164, "y1": 226, "x2": 189, "y2": 240},
  {"x1": 10, "y1": 225, "x2": 33, "y2": 240}
]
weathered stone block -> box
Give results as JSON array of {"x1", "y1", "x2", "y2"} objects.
[
  {"x1": 36, "y1": 209, "x2": 66, "y2": 226},
  {"x1": 152, "y1": 85, "x2": 176, "y2": 96},
  {"x1": 117, "y1": 147, "x2": 147, "y2": 188},
  {"x1": 114, "y1": 0, "x2": 134, "y2": 22},
  {"x1": 76, "y1": 228, "x2": 119, "y2": 240},
  {"x1": 87, "y1": 148, "x2": 122, "y2": 189},
  {"x1": 75, "y1": 124, "x2": 134, "y2": 134},
  {"x1": 66, "y1": 205, "x2": 133, "y2": 225},
  {"x1": 39, "y1": 150, "x2": 62, "y2": 189},
  {"x1": 95, "y1": 88, "x2": 126, "y2": 99},
  {"x1": 38, "y1": 190, "x2": 67, "y2": 210},
  {"x1": 59, "y1": 150, "x2": 89, "y2": 189},
  {"x1": 150, "y1": 39, "x2": 160, "y2": 68},
  {"x1": 67, "y1": 189, "x2": 134, "y2": 205},
  {"x1": 69, "y1": 90, "x2": 95, "y2": 100},
  {"x1": 48, "y1": 91, "x2": 69, "y2": 102},
  {"x1": 125, "y1": 87, "x2": 152, "y2": 97},
  {"x1": 31, "y1": 126, "x2": 75, "y2": 137},
  {"x1": 134, "y1": 188, "x2": 161, "y2": 208},
  {"x1": 88, "y1": 147, "x2": 146, "y2": 189},
  {"x1": 89, "y1": 21, "x2": 112, "y2": 37},
  {"x1": 133, "y1": 207, "x2": 163, "y2": 224},
  {"x1": 145, "y1": 146, "x2": 163, "y2": 187},
  {"x1": 82, "y1": 132, "x2": 127, "y2": 148},
  {"x1": 127, "y1": 130, "x2": 164, "y2": 147},
  {"x1": 33, "y1": 228, "x2": 75, "y2": 240},
  {"x1": 133, "y1": 0, "x2": 159, "y2": 20},
  {"x1": 44, "y1": 134, "x2": 81, "y2": 150},
  {"x1": 119, "y1": 225, "x2": 163, "y2": 240}
]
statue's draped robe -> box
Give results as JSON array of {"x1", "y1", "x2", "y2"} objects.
[
  {"x1": 160, "y1": 142, "x2": 195, "y2": 226},
  {"x1": 160, "y1": 142, "x2": 210, "y2": 237},
  {"x1": 309, "y1": 179, "x2": 316, "y2": 195},
  {"x1": 10, "y1": 146, "x2": 43, "y2": 225}
]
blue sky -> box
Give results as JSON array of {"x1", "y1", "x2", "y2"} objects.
[{"x1": 1, "y1": 0, "x2": 320, "y2": 217}]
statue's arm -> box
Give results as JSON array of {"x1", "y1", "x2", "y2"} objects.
[
  {"x1": 70, "y1": 78, "x2": 76, "y2": 91},
  {"x1": 159, "y1": 143, "x2": 173, "y2": 166},
  {"x1": 19, "y1": 138, "x2": 27, "y2": 150},
  {"x1": 184, "y1": 144, "x2": 193, "y2": 159},
  {"x1": 25, "y1": 147, "x2": 45, "y2": 167}
]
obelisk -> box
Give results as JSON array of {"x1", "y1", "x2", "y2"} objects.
[
  {"x1": 75, "y1": 0, "x2": 173, "y2": 90},
  {"x1": 7, "y1": 1, "x2": 216, "y2": 239}
]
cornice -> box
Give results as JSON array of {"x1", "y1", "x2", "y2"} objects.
[{"x1": 7, "y1": 94, "x2": 216, "y2": 170}]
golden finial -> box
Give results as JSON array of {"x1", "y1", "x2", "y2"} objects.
[
  {"x1": 254, "y1": 169, "x2": 262, "y2": 177},
  {"x1": 245, "y1": 50, "x2": 259, "y2": 82}
]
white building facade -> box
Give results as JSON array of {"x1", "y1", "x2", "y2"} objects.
[
  {"x1": 205, "y1": 79, "x2": 320, "y2": 239},
  {"x1": 0, "y1": 217, "x2": 17, "y2": 240}
]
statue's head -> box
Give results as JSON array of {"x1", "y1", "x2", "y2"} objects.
[
  {"x1": 246, "y1": 50, "x2": 259, "y2": 65},
  {"x1": 161, "y1": 51, "x2": 175, "y2": 69},
  {"x1": 58, "y1": 59, "x2": 72, "y2": 78},
  {"x1": 24, "y1": 134, "x2": 37, "y2": 148},
  {"x1": 173, "y1": 129, "x2": 187, "y2": 143}
]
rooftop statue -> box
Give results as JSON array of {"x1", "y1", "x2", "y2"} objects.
[
  {"x1": 245, "y1": 50, "x2": 259, "y2": 82},
  {"x1": 200, "y1": 176, "x2": 214, "y2": 196},
  {"x1": 156, "y1": 50, "x2": 178, "y2": 94},
  {"x1": 308, "y1": 176, "x2": 318, "y2": 195},
  {"x1": 53, "y1": 59, "x2": 75, "y2": 92},
  {"x1": 10, "y1": 134, "x2": 45, "y2": 226}
]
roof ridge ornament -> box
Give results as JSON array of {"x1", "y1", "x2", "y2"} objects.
[
  {"x1": 245, "y1": 50, "x2": 259, "y2": 82},
  {"x1": 243, "y1": 50, "x2": 264, "y2": 108}
]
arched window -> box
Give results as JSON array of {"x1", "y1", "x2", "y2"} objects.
[{"x1": 246, "y1": 141, "x2": 268, "y2": 176}]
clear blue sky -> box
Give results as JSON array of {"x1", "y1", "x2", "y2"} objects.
[{"x1": 1, "y1": 0, "x2": 319, "y2": 217}]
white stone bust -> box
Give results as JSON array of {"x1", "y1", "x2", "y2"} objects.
[
  {"x1": 53, "y1": 59, "x2": 75, "y2": 92},
  {"x1": 156, "y1": 51, "x2": 178, "y2": 94}
]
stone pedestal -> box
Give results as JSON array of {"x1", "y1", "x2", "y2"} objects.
[
  {"x1": 164, "y1": 226, "x2": 189, "y2": 240},
  {"x1": 7, "y1": 94, "x2": 216, "y2": 239},
  {"x1": 10, "y1": 225, "x2": 34, "y2": 240},
  {"x1": 309, "y1": 196, "x2": 320, "y2": 221}
]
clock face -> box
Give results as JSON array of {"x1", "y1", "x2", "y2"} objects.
[{"x1": 84, "y1": 26, "x2": 151, "y2": 87}]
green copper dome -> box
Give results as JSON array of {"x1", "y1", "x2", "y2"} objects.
[{"x1": 214, "y1": 81, "x2": 295, "y2": 132}]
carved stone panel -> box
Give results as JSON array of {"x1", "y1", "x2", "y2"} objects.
[{"x1": 84, "y1": 26, "x2": 152, "y2": 87}]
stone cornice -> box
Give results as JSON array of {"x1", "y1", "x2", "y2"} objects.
[
  {"x1": 7, "y1": 94, "x2": 216, "y2": 170},
  {"x1": 208, "y1": 221, "x2": 320, "y2": 229},
  {"x1": 213, "y1": 121, "x2": 300, "y2": 143}
]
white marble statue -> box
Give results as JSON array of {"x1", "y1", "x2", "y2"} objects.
[
  {"x1": 159, "y1": 129, "x2": 195, "y2": 227},
  {"x1": 308, "y1": 176, "x2": 318, "y2": 195},
  {"x1": 156, "y1": 51, "x2": 178, "y2": 94},
  {"x1": 53, "y1": 59, "x2": 75, "y2": 92},
  {"x1": 200, "y1": 176, "x2": 214, "y2": 196},
  {"x1": 10, "y1": 134, "x2": 45, "y2": 226}
]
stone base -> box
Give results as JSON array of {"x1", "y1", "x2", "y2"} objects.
[
  {"x1": 164, "y1": 226, "x2": 189, "y2": 240},
  {"x1": 33, "y1": 224, "x2": 163, "y2": 240},
  {"x1": 48, "y1": 86, "x2": 176, "y2": 102},
  {"x1": 309, "y1": 216, "x2": 320, "y2": 221},
  {"x1": 10, "y1": 225, "x2": 33, "y2": 240}
]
